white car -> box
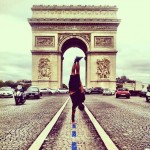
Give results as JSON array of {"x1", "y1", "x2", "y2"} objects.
[
  {"x1": 83, "y1": 87, "x2": 91, "y2": 94},
  {"x1": 0, "y1": 87, "x2": 14, "y2": 98},
  {"x1": 49, "y1": 88, "x2": 57, "y2": 94},
  {"x1": 103, "y1": 88, "x2": 112, "y2": 95},
  {"x1": 57, "y1": 88, "x2": 69, "y2": 94},
  {"x1": 40, "y1": 88, "x2": 52, "y2": 95}
]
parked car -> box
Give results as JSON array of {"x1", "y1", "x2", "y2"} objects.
[
  {"x1": 40, "y1": 88, "x2": 52, "y2": 95},
  {"x1": 90, "y1": 87, "x2": 103, "y2": 94},
  {"x1": 49, "y1": 88, "x2": 58, "y2": 94},
  {"x1": 25, "y1": 86, "x2": 41, "y2": 99},
  {"x1": 116, "y1": 88, "x2": 130, "y2": 99},
  {"x1": 146, "y1": 90, "x2": 150, "y2": 102},
  {"x1": 0, "y1": 87, "x2": 14, "y2": 98},
  {"x1": 110, "y1": 89, "x2": 116, "y2": 95},
  {"x1": 103, "y1": 88, "x2": 112, "y2": 95},
  {"x1": 83, "y1": 87, "x2": 91, "y2": 94},
  {"x1": 57, "y1": 88, "x2": 69, "y2": 94},
  {"x1": 139, "y1": 90, "x2": 147, "y2": 97}
]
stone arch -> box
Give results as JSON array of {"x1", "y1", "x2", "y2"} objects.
[
  {"x1": 28, "y1": 5, "x2": 120, "y2": 89},
  {"x1": 59, "y1": 36, "x2": 89, "y2": 87},
  {"x1": 59, "y1": 36, "x2": 90, "y2": 54}
]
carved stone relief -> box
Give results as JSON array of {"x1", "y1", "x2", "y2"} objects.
[
  {"x1": 35, "y1": 36, "x2": 55, "y2": 47},
  {"x1": 38, "y1": 58, "x2": 51, "y2": 80},
  {"x1": 94, "y1": 36, "x2": 113, "y2": 48},
  {"x1": 58, "y1": 33, "x2": 90, "y2": 45},
  {"x1": 32, "y1": 25, "x2": 117, "y2": 31},
  {"x1": 96, "y1": 58, "x2": 110, "y2": 79}
]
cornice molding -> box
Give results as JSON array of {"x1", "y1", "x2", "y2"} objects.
[
  {"x1": 31, "y1": 50, "x2": 62, "y2": 55},
  {"x1": 86, "y1": 51, "x2": 118, "y2": 55},
  {"x1": 28, "y1": 18, "x2": 121, "y2": 24},
  {"x1": 32, "y1": 5, "x2": 118, "y2": 11}
]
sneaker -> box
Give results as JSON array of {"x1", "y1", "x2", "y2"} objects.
[{"x1": 74, "y1": 56, "x2": 83, "y2": 63}]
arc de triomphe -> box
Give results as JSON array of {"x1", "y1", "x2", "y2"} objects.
[{"x1": 28, "y1": 5, "x2": 120, "y2": 89}]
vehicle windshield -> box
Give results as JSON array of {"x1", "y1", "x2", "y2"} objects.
[
  {"x1": 27, "y1": 87, "x2": 38, "y2": 92},
  {"x1": 0, "y1": 88, "x2": 12, "y2": 91}
]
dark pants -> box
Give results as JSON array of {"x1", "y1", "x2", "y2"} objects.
[
  {"x1": 70, "y1": 91, "x2": 85, "y2": 122},
  {"x1": 69, "y1": 74, "x2": 85, "y2": 122}
]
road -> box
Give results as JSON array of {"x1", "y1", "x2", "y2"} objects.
[
  {"x1": 0, "y1": 94, "x2": 149, "y2": 150},
  {"x1": 85, "y1": 94, "x2": 150, "y2": 150}
]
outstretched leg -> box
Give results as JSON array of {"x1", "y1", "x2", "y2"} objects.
[{"x1": 71, "y1": 63, "x2": 76, "y2": 75}]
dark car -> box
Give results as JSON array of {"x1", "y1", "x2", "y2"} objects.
[
  {"x1": 139, "y1": 90, "x2": 147, "y2": 97},
  {"x1": 116, "y1": 88, "x2": 130, "y2": 99},
  {"x1": 25, "y1": 86, "x2": 41, "y2": 99},
  {"x1": 90, "y1": 87, "x2": 103, "y2": 94}
]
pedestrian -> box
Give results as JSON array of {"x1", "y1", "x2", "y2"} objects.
[{"x1": 68, "y1": 56, "x2": 85, "y2": 124}]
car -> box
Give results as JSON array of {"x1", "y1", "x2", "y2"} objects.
[
  {"x1": 116, "y1": 88, "x2": 130, "y2": 99},
  {"x1": 57, "y1": 88, "x2": 69, "y2": 94},
  {"x1": 139, "y1": 90, "x2": 147, "y2": 97},
  {"x1": 103, "y1": 88, "x2": 112, "y2": 95},
  {"x1": 0, "y1": 87, "x2": 14, "y2": 98},
  {"x1": 146, "y1": 90, "x2": 150, "y2": 102},
  {"x1": 49, "y1": 88, "x2": 58, "y2": 94},
  {"x1": 40, "y1": 88, "x2": 52, "y2": 95},
  {"x1": 110, "y1": 89, "x2": 116, "y2": 95},
  {"x1": 90, "y1": 87, "x2": 103, "y2": 94},
  {"x1": 25, "y1": 86, "x2": 41, "y2": 99},
  {"x1": 83, "y1": 87, "x2": 91, "y2": 94}
]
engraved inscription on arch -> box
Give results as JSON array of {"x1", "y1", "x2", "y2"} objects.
[
  {"x1": 94, "y1": 36, "x2": 114, "y2": 48},
  {"x1": 35, "y1": 36, "x2": 55, "y2": 47},
  {"x1": 96, "y1": 58, "x2": 110, "y2": 79}
]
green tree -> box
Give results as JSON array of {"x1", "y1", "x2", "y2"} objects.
[
  {"x1": 4, "y1": 80, "x2": 16, "y2": 88},
  {"x1": 0, "y1": 80, "x2": 4, "y2": 87}
]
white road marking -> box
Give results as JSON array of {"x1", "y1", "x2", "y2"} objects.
[
  {"x1": 85, "y1": 105, "x2": 119, "y2": 150},
  {"x1": 28, "y1": 97, "x2": 69, "y2": 150}
]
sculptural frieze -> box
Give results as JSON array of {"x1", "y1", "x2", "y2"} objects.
[
  {"x1": 35, "y1": 36, "x2": 55, "y2": 47},
  {"x1": 96, "y1": 58, "x2": 110, "y2": 79},
  {"x1": 94, "y1": 36, "x2": 113, "y2": 48},
  {"x1": 38, "y1": 58, "x2": 51, "y2": 80},
  {"x1": 32, "y1": 25, "x2": 117, "y2": 31},
  {"x1": 58, "y1": 33, "x2": 90, "y2": 45}
]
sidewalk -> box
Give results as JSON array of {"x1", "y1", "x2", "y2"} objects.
[{"x1": 40, "y1": 99, "x2": 106, "y2": 150}]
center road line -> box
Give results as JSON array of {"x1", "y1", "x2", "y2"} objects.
[
  {"x1": 28, "y1": 97, "x2": 70, "y2": 150},
  {"x1": 84, "y1": 105, "x2": 119, "y2": 150}
]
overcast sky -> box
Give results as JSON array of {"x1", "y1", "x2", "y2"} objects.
[{"x1": 0, "y1": 0, "x2": 150, "y2": 86}]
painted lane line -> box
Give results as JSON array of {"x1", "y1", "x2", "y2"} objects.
[
  {"x1": 72, "y1": 124, "x2": 76, "y2": 128},
  {"x1": 72, "y1": 131, "x2": 76, "y2": 137},
  {"x1": 85, "y1": 105, "x2": 119, "y2": 150},
  {"x1": 28, "y1": 97, "x2": 70, "y2": 150},
  {"x1": 72, "y1": 142, "x2": 77, "y2": 150}
]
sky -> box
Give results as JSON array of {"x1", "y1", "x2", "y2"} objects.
[{"x1": 0, "y1": 0, "x2": 150, "y2": 86}]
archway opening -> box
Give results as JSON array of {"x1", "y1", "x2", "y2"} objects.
[
  {"x1": 61, "y1": 37, "x2": 88, "y2": 88},
  {"x1": 63, "y1": 48, "x2": 85, "y2": 88}
]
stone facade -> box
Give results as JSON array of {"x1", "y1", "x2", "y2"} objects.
[{"x1": 28, "y1": 5, "x2": 120, "y2": 89}]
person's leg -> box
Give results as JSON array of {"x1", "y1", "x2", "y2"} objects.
[
  {"x1": 76, "y1": 62, "x2": 80, "y2": 74},
  {"x1": 71, "y1": 62, "x2": 76, "y2": 75}
]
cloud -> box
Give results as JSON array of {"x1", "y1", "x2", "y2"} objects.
[{"x1": 0, "y1": 0, "x2": 150, "y2": 85}]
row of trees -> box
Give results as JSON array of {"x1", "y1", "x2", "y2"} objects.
[
  {"x1": 0, "y1": 76, "x2": 149, "y2": 90},
  {"x1": 0, "y1": 80, "x2": 31, "y2": 89},
  {"x1": 0, "y1": 80, "x2": 68, "y2": 89}
]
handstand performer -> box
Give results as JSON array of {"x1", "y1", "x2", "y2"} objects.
[{"x1": 69, "y1": 56, "x2": 85, "y2": 124}]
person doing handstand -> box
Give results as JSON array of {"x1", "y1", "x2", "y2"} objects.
[{"x1": 69, "y1": 56, "x2": 85, "y2": 124}]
